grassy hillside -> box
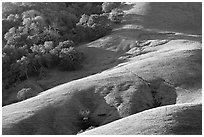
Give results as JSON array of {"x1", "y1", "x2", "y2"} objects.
[
  {"x1": 2, "y1": 2, "x2": 202, "y2": 135},
  {"x1": 81, "y1": 103, "x2": 202, "y2": 135}
]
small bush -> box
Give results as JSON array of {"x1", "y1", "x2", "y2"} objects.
[
  {"x1": 58, "y1": 47, "x2": 84, "y2": 71},
  {"x1": 102, "y1": 2, "x2": 121, "y2": 13},
  {"x1": 16, "y1": 87, "x2": 37, "y2": 101},
  {"x1": 58, "y1": 40, "x2": 74, "y2": 49},
  {"x1": 109, "y1": 8, "x2": 125, "y2": 24},
  {"x1": 74, "y1": 13, "x2": 112, "y2": 42}
]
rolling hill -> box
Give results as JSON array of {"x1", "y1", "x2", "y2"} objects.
[{"x1": 2, "y1": 2, "x2": 202, "y2": 135}]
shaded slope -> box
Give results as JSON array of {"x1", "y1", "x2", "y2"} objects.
[
  {"x1": 143, "y1": 3, "x2": 202, "y2": 34},
  {"x1": 80, "y1": 103, "x2": 202, "y2": 135},
  {"x1": 122, "y1": 2, "x2": 201, "y2": 34}
]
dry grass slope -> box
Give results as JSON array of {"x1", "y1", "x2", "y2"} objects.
[
  {"x1": 2, "y1": 2, "x2": 202, "y2": 135},
  {"x1": 80, "y1": 103, "x2": 202, "y2": 135}
]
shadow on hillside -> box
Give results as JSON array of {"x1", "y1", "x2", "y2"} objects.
[
  {"x1": 122, "y1": 3, "x2": 201, "y2": 35},
  {"x1": 79, "y1": 46, "x2": 127, "y2": 72},
  {"x1": 130, "y1": 78, "x2": 177, "y2": 115},
  {"x1": 122, "y1": 14, "x2": 144, "y2": 25},
  {"x1": 3, "y1": 87, "x2": 120, "y2": 135},
  {"x1": 37, "y1": 46, "x2": 127, "y2": 90},
  {"x1": 142, "y1": 3, "x2": 201, "y2": 34},
  {"x1": 168, "y1": 104, "x2": 202, "y2": 135},
  {"x1": 113, "y1": 27, "x2": 201, "y2": 42},
  {"x1": 70, "y1": 88, "x2": 120, "y2": 134},
  {"x1": 120, "y1": 3, "x2": 135, "y2": 11}
]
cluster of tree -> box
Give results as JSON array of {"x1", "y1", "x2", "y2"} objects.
[
  {"x1": 3, "y1": 40, "x2": 84, "y2": 90},
  {"x1": 2, "y1": 2, "x2": 123, "y2": 92},
  {"x1": 102, "y1": 2, "x2": 122, "y2": 13},
  {"x1": 73, "y1": 13, "x2": 113, "y2": 42},
  {"x1": 109, "y1": 8, "x2": 125, "y2": 24}
]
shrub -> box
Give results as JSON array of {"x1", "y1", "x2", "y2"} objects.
[
  {"x1": 38, "y1": 66, "x2": 48, "y2": 79},
  {"x1": 102, "y1": 2, "x2": 121, "y2": 13},
  {"x1": 38, "y1": 27, "x2": 61, "y2": 45},
  {"x1": 17, "y1": 56, "x2": 29, "y2": 79},
  {"x1": 58, "y1": 47, "x2": 84, "y2": 71},
  {"x1": 74, "y1": 13, "x2": 112, "y2": 42},
  {"x1": 58, "y1": 40, "x2": 74, "y2": 49},
  {"x1": 109, "y1": 8, "x2": 125, "y2": 24},
  {"x1": 16, "y1": 87, "x2": 38, "y2": 101},
  {"x1": 2, "y1": 14, "x2": 21, "y2": 37},
  {"x1": 26, "y1": 54, "x2": 43, "y2": 76}
]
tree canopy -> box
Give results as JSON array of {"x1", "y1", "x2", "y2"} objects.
[{"x1": 2, "y1": 2, "x2": 124, "y2": 103}]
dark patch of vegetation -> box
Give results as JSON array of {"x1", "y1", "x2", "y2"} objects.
[
  {"x1": 2, "y1": 2, "x2": 124, "y2": 102},
  {"x1": 74, "y1": 13, "x2": 112, "y2": 42},
  {"x1": 16, "y1": 88, "x2": 35, "y2": 101},
  {"x1": 109, "y1": 8, "x2": 125, "y2": 24},
  {"x1": 102, "y1": 2, "x2": 122, "y2": 13}
]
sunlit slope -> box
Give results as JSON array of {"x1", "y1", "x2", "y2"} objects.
[
  {"x1": 2, "y1": 2, "x2": 202, "y2": 135},
  {"x1": 122, "y1": 2, "x2": 201, "y2": 34},
  {"x1": 2, "y1": 38, "x2": 201, "y2": 134},
  {"x1": 80, "y1": 103, "x2": 202, "y2": 135}
]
